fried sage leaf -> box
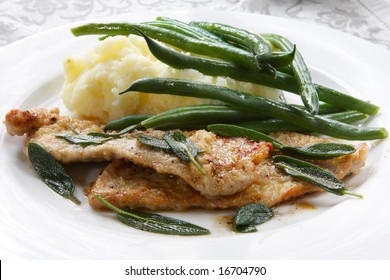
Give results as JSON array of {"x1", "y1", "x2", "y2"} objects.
[
  {"x1": 163, "y1": 131, "x2": 205, "y2": 174},
  {"x1": 88, "y1": 124, "x2": 141, "y2": 138},
  {"x1": 136, "y1": 132, "x2": 204, "y2": 174},
  {"x1": 233, "y1": 203, "x2": 274, "y2": 233},
  {"x1": 208, "y1": 124, "x2": 356, "y2": 159},
  {"x1": 208, "y1": 123, "x2": 282, "y2": 148},
  {"x1": 273, "y1": 155, "x2": 362, "y2": 198},
  {"x1": 95, "y1": 195, "x2": 210, "y2": 235},
  {"x1": 56, "y1": 133, "x2": 112, "y2": 146},
  {"x1": 136, "y1": 133, "x2": 171, "y2": 150},
  {"x1": 279, "y1": 142, "x2": 356, "y2": 159},
  {"x1": 28, "y1": 142, "x2": 81, "y2": 205}
]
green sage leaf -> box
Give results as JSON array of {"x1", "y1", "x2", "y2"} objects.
[
  {"x1": 273, "y1": 155, "x2": 362, "y2": 198},
  {"x1": 208, "y1": 124, "x2": 356, "y2": 159},
  {"x1": 233, "y1": 203, "x2": 274, "y2": 233},
  {"x1": 56, "y1": 133, "x2": 113, "y2": 146},
  {"x1": 208, "y1": 124, "x2": 282, "y2": 148},
  {"x1": 280, "y1": 142, "x2": 356, "y2": 159},
  {"x1": 163, "y1": 131, "x2": 205, "y2": 174},
  {"x1": 88, "y1": 124, "x2": 141, "y2": 138},
  {"x1": 95, "y1": 195, "x2": 210, "y2": 235},
  {"x1": 171, "y1": 131, "x2": 204, "y2": 155},
  {"x1": 28, "y1": 142, "x2": 80, "y2": 205},
  {"x1": 136, "y1": 133, "x2": 171, "y2": 150},
  {"x1": 86, "y1": 132, "x2": 115, "y2": 138}
]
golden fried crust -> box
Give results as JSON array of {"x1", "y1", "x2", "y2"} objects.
[
  {"x1": 85, "y1": 160, "x2": 213, "y2": 211},
  {"x1": 4, "y1": 107, "x2": 60, "y2": 136},
  {"x1": 5, "y1": 108, "x2": 369, "y2": 208},
  {"x1": 5, "y1": 108, "x2": 272, "y2": 197},
  {"x1": 87, "y1": 133, "x2": 368, "y2": 211},
  {"x1": 271, "y1": 132, "x2": 369, "y2": 178},
  {"x1": 87, "y1": 138, "x2": 367, "y2": 211},
  {"x1": 176, "y1": 130, "x2": 272, "y2": 196}
]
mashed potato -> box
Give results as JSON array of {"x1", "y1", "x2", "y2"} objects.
[{"x1": 61, "y1": 35, "x2": 280, "y2": 122}]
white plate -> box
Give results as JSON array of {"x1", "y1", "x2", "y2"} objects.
[{"x1": 0, "y1": 11, "x2": 389, "y2": 259}]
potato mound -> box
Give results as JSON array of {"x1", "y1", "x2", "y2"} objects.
[{"x1": 61, "y1": 35, "x2": 280, "y2": 122}]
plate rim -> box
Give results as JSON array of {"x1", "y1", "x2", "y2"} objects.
[{"x1": 1, "y1": 10, "x2": 389, "y2": 260}]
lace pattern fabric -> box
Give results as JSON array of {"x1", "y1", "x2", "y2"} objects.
[{"x1": 1, "y1": 0, "x2": 389, "y2": 48}]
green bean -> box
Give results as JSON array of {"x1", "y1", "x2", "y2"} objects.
[
  {"x1": 324, "y1": 110, "x2": 367, "y2": 122},
  {"x1": 235, "y1": 110, "x2": 367, "y2": 133},
  {"x1": 71, "y1": 23, "x2": 259, "y2": 70},
  {"x1": 315, "y1": 85, "x2": 379, "y2": 115},
  {"x1": 103, "y1": 105, "x2": 266, "y2": 131},
  {"x1": 123, "y1": 78, "x2": 387, "y2": 140},
  {"x1": 155, "y1": 17, "x2": 225, "y2": 43},
  {"x1": 192, "y1": 21, "x2": 296, "y2": 69},
  {"x1": 267, "y1": 46, "x2": 296, "y2": 68},
  {"x1": 190, "y1": 21, "x2": 272, "y2": 64},
  {"x1": 145, "y1": 21, "x2": 201, "y2": 39},
  {"x1": 132, "y1": 30, "x2": 379, "y2": 115},
  {"x1": 306, "y1": 103, "x2": 343, "y2": 114},
  {"x1": 104, "y1": 114, "x2": 153, "y2": 130},
  {"x1": 128, "y1": 28, "x2": 296, "y2": 87},
  {"x1": 262, "y1": 33, "x2": 319, "y2": 114},
  {"x1": 267, "y1": 64, "x2": 380, "y2": 115},
  {"x1": 103, "y1": 106, "x2": 358, "y2": 133},
  {"x1": 289, "y1": 103, "x2": 343, "y2": 115},
  {"x1": 262, "y1": 33, "x2": 379, "y2": 115},
  {"x1": 276, "y1": 65, "x2": 293, "y2": 75},
  {"x1": 190, "y1": 21, "x2": 278, "y2": 75},
  {"x1": 140, "y1": 104, "x2": 265, "y2": 129}
]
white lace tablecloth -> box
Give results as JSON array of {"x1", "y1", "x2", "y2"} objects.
[{"x1": 1, "y1": 0, "x2": 390, "y2": 49}]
